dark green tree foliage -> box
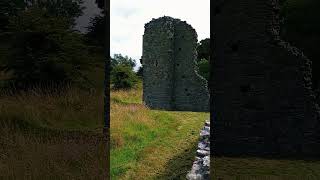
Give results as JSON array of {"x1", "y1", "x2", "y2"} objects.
[
  {"x1": 86, "y1": 0, "x2": 104, "y2": 47},
  {"x1": 0, "y1": 0, "x2": 83, "y2": 30},
  {"x1": 111, "y1": 54, "x2": 136, "y2": 71},
  {"x1": 111, "y1": 65, "x2": 138, "y2": 90},
  {"x1": 136, "y1": 66, "x2": 143, "y2": 78},
  {"x1": 197, "y1": 59, "x2": 209, "y2": 81},
  {"x1": 197, "y1": 38, "x2": 210, "y2": 62},
  {"x1": 31, "y1": 0, "x2": 84, "y2": 26},
  {"x1": 0, "y1": 0, "x2": 26, "y2": 32},
  {"x1": 95, "y1": 0, "x2": 104, "y2": 9},
  {"x1": 0, "y1": 7, "x2": 92, "y2": 89},
  {"x1": 110, "y1": 54, "x2": 138, "y2": 89},
  {"x1": 196, "y1": 38, "x2": 210, "y2": 81},
  {"x1": 84, "y1": 0, "x2": 105, "y2": 71},
  {"x1": 280, "y1": 0, "x2": 320, "y2": 90},
  {"x1": 86, "y1": 14, "x2": 105, "y2": 47}
]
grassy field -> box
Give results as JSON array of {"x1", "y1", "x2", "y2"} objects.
[
  {"x1": 3, "y1": 71, "x2": 320, "y2": 180},
  {"x1": 213, "y1": 156, "x2": 320, "y2": 180},
  {"x1": 110, "y1": 84, "x2": 210, "y2": 179},
  {"x1": 111, "y1": 83, "x2": 320, "y2": 180},
  {"x1": 0, "y1": 64, "x2": 108, "y2": 179}
]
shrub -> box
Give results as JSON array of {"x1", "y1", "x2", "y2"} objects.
[{"x1": 111, "y1": 65, "x2": 138, "y2": 90}]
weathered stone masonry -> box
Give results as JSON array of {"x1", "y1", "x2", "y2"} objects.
[
  {"x1": 186, "y1": 120, "x2": 210, "y2": 180},
  {"x1": 142, "y1": 16, "x2": 209, "y2": 112},
  {"x1": 212, "y1": 0, "x2": 320, "y2": 156}
]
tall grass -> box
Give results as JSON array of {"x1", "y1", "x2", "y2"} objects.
[
  {"x1": 0, "y1": 128, "x2": 108, "y2": 179},
  {"x1": 0, "y1": 85, "x2": 107, "y2": 179},
  {"x1": 0, "y1": 85, "x2": 104, "y2": 130}
]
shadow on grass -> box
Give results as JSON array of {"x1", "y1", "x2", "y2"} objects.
[
  {"x1": 213, "y1": 153, "x2": 320, "y2": 162},
  {"x1": 0, "y1": 117, "x2": 106, "y2": 144},
  {"x1": 213, "y1": 153, "x2": 320, "y2": 180},
  {"x1": 155, "y1": 139, "x2": 199, "y2": 179}
]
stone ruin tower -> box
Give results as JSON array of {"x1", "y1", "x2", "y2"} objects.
[
  {"x1": 141, "y1": 16, "x2": 209, "y2": 112},
  {"x1": 212, "y1": 0, "x2": 320, "y2": 156}
]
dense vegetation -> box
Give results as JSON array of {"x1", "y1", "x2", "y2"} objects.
[
  {"x1": 0, "y1": 0, "x2": 103, "y2": 90},
  {"x1": 0, "y1": 0, "x2": 107, "y2": 178},
  {"x1": 110, "y1": 54, "x2": 140, "y2": 89},
  {"x1": 196, "y1": 38, "x2": 210, "y2": 81}
]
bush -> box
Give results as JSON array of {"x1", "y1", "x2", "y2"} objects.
[{"x1": 111, "y1": 65, "x2": 138, "y2": 90}]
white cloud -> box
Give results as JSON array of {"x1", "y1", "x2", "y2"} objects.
[{"x1": 110, "y1": 0, "x2": 210, "y2": 70}]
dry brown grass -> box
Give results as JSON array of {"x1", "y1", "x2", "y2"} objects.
[
  {"x1": 110, "y1": 87, "x2": 142, "y2": 105},
  {"x1": 0, "y1": 128, "x2": 108, "y2": 180},
  {"x1": 0, "y1": 86, "x2": 107, "y2": 179},
  {"x1": 0, "y1": 86, "x2": 104, "y2": 130}
]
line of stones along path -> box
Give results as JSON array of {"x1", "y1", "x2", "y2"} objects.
[{"x1": 186, "y1": 120, "x2": 210, "y2": 180}]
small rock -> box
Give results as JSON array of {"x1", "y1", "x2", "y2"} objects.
[
  {"x1": 197, "y1": 149, "x2": 210, "y2": 157},
  {"x1": 198, "y1": 141, "x2": 207, "y2": 149},
  {"x1": 200, "y1": 130, "x2": 209, "y2": 137},
  {"x1": 203, "y1": 156, "x2": 210, "y2": 167},
  {"x1": 203, "y1": 126, "x2": 210, "y2": 132},
  {"x1": 187, "y1": 120, "x2": 211, "y2": 180},
  {"x1": 205, "y1": 121, "x2": 210, "y2": 126}
]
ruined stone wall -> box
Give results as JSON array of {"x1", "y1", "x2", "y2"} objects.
[
  {"x1": 142, "y1": 17, "x2": 175, "y2": 110},
  {"x1": 142, "y1": 16, "x2": 209, "y2": 112},
  {"x1": 212, "y1": 0, "x2": 320, "y2": 156}
]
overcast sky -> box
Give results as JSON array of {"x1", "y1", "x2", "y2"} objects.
[
  {"x1": 75, "y1": 0, "x2": 210, "y2": 70},
  {"x1": 110, "y1": 0, "x2": 210, "y2": 70}
]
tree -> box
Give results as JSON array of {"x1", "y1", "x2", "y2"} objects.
[
  {"x1": 196, "y1": 38, "x2": 210, "y2": 80},
  {"x1": 86, "y1": 14, "x2": 105, "y2": 47},
  {"x1": 197, "y1": 59, "x2": 209, "y2": 81},
  {"x1": 136, "y1": 66, "x2": 143, "y2": 78},
  {"x1": 111, "y1": 65, "x2": 138, "y2": 89},
  {"x1": 197, "y1": 38, "x2": 210, "y2": 62},
  {"x1": 111, "y1": 54, "x2": 136, "y2": 70},
  {"x1": 25, "y1": 0, "x2": 83, "y2": 17},
  {"x1": 95, "y1": 0, "x2": 104, "y2": 10},
  {"x1": 85, "y1": 0, "x2": 105, "y2": 47},
  {"x1": 0, "y1": 7, "x2": 92, "y2": 89},
  {"x1": 0, "y1": 0, "x2": 26, "y2": 32},
  {"x1": 109, "y1": 54, "x2": 138, "y2": 89},
  {"x1": 0, "y1": 0, "x2": 84, "y2": 30}
]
